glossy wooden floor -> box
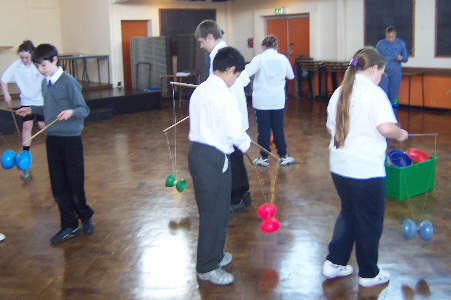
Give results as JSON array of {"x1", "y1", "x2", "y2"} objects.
[{"x1": 0, "y1": 98, "x2": 450, "y2": 300}]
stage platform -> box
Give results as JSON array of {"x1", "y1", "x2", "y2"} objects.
[{"x1": 0, "y1": 83, "x2": 162, "y2": 135}]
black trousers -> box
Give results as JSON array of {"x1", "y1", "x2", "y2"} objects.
[
  {"x1": 326, "y1": 173, "x2": 385, "y2": 278},
  {"x1": 188, "y1": 142, "x2": 231, "y2": 273},
  {"x1": 46, "y1": 135, "x2": 94, "y2": 229},
  {"x1": 230, "y1": 146, "x2": 249, "y2": 205},
  {"x1": 255, "y1": 109, "x2": 287, "y2": 159}
]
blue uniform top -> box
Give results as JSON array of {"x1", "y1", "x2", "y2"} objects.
[{"x1": 376, "y1": 38, "x2": 408, "y2": 71}]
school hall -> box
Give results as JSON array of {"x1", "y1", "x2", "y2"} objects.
[{"x1": 0, "y1": 0, "x2": 450, "y2": 299}]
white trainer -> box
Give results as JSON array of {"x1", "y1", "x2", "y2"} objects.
[
  {"x1": 198, "y1": 268, "x2": 234, "y2": 285},
  {"x1": 359, "y1": 270, "x2": 390, "y2": 287},
  {"x1": 253, "y1": 157, "x2": 269, "y2": 167},
  {"x1": 219, "y1": 252, "x2": 232, "y2": 267},
  {"x1": 322, "y1": 260, "x2": 354, "y2": 279},
  {"x1": 280, "y1": 155, "x2": 295, "y2": 166}
]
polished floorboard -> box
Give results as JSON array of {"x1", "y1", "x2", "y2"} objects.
[{"x1": 0, "y1": 98, "x2": 450, "y2": 300}]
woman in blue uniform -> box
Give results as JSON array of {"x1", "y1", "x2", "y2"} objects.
[{"x1": 376, "y1": 26, "x2": 408, "y2": 106}]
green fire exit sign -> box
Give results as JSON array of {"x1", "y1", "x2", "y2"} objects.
[{"x1": 275, "y1": 7, "x2": 286, "y2": 15}]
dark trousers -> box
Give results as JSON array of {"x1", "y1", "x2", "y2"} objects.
[
  {"x1": 230, "y1": 146, "x2": 249, "y2": 205},
  {"x1": 326, "y1": 173, "x2": 385, "y2": 278},
  {"x1": 379, "y1": 68, "x2": 402, "y2": 102},
  {"x1": 46, "y1": 136, "x2": 94, "y2": 229},
  {"x1": 255, "y1": 109, "x2": 287, "y2": 159},
  {"x1": 188, "y1": 142, "x2": 231, "y2": 273}
]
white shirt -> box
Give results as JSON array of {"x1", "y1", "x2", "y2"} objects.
[
  {"x1": 1, "y1": 59, "x2": 44, "y2": 106},
  {"x1": 189, "y1": 74, "x2": 251, "y2": 157},
  {"x1": 326, "y1": 74, "x2": 398, "y2": 179},
  {"x1": 245, "y1": 48, "x2": 294, "y2": 110},
  {"x1": 46, "y1": 67, "x2": 63, "y2": 85},
  {"x1": 209, "y1": 41, "x2": 250, "y2": 130}
]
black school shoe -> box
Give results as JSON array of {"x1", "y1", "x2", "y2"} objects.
[
  {"x1": 82, "y1": 218, "x2": 94, "y2": 234},
  {"x1": 242, "y1": 191, "x2": 252, "y2": 207},
  {"x1": 50, "y1": 226, "x2": 81, "y2": 244},
  {"x1": 230, "y1": 192, "x2": 252, "y2": 215},
  {"x1": 230, "y1": 200, "x2": 246, "y2": 215}
]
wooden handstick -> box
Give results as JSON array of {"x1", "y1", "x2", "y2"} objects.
[
  {"x1": 10, "y1": 110, "x2": 20, "y2": 137},
  {"x1": 23, "y1": 118, "x2": 58, "y2": 144},
  {"x1": 170, "y1": 81, "x2": 199, "y2": 88},
  {"x1": 162, "y1": 116, "x2": 190, "y2": 133},
  {"x1": 251, "y1": 140, "x2": 280, "y2": 161}
]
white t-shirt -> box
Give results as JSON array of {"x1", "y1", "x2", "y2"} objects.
[
  {"x1": 326, "y1": 74, "x2": 397, "y2": 179},
  {"x1": 1, "y1": 59, "x2": 44, "y2": 106},
  {"x1": 245, "y1": 48, "x2": 294, "y2": 110},
  {"x1": 209, "y1": 41, "x2": 250, "y2": 130}
]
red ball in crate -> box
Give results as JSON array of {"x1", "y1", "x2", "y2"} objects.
[
  {"x1": 406, "y1": 148, "x2": 430, "y2": 163},
  {"x1": 257, "y1": 203, "x2": 277, "y2": 219},
  {"x1": 260, "y1": 217, "x2": 280, "y2": 233}
]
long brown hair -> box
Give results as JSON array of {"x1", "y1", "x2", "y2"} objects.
[{"x1": 334, "y1": 47, "x2": 386, "y2": 148}]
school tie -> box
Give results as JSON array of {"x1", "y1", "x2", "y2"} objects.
[{"x1": 47, "y1": 80, "x2": 52, "y2": 87}]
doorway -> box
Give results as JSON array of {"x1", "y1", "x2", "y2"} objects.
[
  {"x1": 266, "y1": 14, "x2": 310, "y2": 95},
  {"x1": 121, "y1": 20, "x2": 150, "y2": 89}
]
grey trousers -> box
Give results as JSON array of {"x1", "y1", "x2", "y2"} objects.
[{"x1": 188, "y1": 142, "x2": 231, "y2": 273}]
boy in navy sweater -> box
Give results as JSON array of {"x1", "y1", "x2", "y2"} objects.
[{"x1": 17, "y1": 44, "x2": 94, "y2": 244}]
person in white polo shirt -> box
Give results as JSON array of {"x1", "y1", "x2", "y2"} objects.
[
  {"x1": 188, "y1": 47, "x2": 250, "y2": 285},
  {"x1": 245, "y1": 35, "x2": 295, "y2": 167},
  {"x1": 1, "y1": 40, "x2": 44, "y2": 178},
  {"x1": 323, "y1": 47, "x2": 408, "y2": 287}
]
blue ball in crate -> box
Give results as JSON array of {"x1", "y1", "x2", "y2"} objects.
[
  {"x1": 389, "y1": 150, "x2": 412, "y2": 167},
  {"x1": 402, "y1": 219, "x2": 417, "y2": 239}
]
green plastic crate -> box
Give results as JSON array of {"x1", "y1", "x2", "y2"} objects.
[{"x1": 385, "y1": 156, "x2": 437, "y2": 201}]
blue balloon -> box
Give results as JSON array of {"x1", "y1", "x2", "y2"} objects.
[
  {"x1": 1, "y1": 150, "x2": 16, "y2": 169},
  {"x1": 16, "y1": 150, "x2": 32, "y2": 171},
  {"x1": 418, "y1": 220, "x2": 434, "y2": 241},
  {"x1": 402, "y1": 219, "x2": 417, "y2": 239}
]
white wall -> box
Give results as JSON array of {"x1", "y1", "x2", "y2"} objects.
[
  {"x1": 59, "y1": 0, "x2": 112, "y2": 83},
  {"x1": 110, "y1": 0, "x2": 230, "y2": 87},
  {"x1": 0, "y1": 0, "x2": 62, "y2": 76}
]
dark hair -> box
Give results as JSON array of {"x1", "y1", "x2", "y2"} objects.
[
  {"x1": 213, "y1": 47, "x2": 245, "y2": 73},
  {"x1": 194, "y1": 19, "x2": 224, "y2": 40},
  {"x1": 385, "y1": 25, "x2": 397, "y2": 33},
  {"x1": 32, "y1": 43, "x2": 58, "y2": 64},
  {"x1": 262, "y1": 35, "x2": 278, "y2": 48},
  {"x1": 334, "y1": 47, "x2": 386, "y2": 148},
  {"x1": 17, "y1": 40, "x2": 35, "y2": 54}
]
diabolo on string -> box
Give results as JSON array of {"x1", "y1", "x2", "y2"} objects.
[
  {"x1": 398, "y1": 133, "x2": 438, "y2": 242},
  {"x1": 1, "y1": 118, "x2": 58, "y2": 173},
  {"x1": 161, "y1": 82, "x2": 197, "y2": 194},
  {"x1": 1, "y1": 149, "x2": 32, "y2": 171},
  {"x1": 244, "y1": 149, "x2": 282, "y2": 234}
]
